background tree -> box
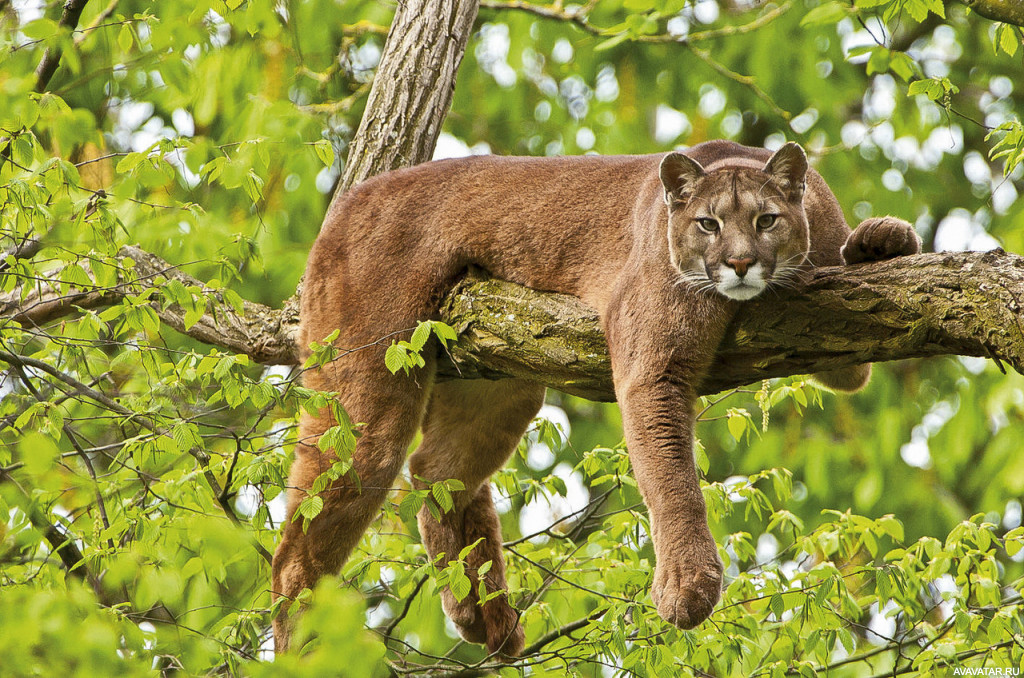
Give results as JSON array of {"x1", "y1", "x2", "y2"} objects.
[{"x1": 1, "y1": 0, "x2": 1023, "y2": 676}]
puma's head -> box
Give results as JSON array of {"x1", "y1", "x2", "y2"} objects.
[{"x1": 659, "y1": 142, "x2": 811, "y2": 301}]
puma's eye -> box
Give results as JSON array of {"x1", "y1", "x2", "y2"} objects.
[
  {"x1": 696, "y1": 218, "x2": 719, "y2": 234},
  {"x1": 756, "y1": 214, "x2": 778, "y2": 230}
]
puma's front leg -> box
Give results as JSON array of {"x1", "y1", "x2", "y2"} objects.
[
  {"x1": 617, "y1": 376, "x2": 723, "y2": 628},
  {"x1": 841, "y1": 216, "x2": 920, "y2": 265},
  {"x1": 605, "y1": 282, "x2": 731, "y2": 630}
]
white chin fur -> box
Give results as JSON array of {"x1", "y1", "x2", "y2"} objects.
[{"x1": 716, "y1": 263, "x2": 767, "y2": 300}]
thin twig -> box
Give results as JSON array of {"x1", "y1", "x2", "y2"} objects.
[{"x1": 383, "y1": 574, "x2": 430, "y2": 640}]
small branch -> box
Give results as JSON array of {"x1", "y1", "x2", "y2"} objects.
[
  {"x1": 0, "y1": 348, "x2": 248, "y2": 532},
  {"x1": 0, "y1": 233, "x2": 46, "y2": 273},
  {"x1": 6, "y1": 359, "x2": 116, "y2": 549},
  {"x1": 0, "y1": 465, "x2": 105, "y2": 598},
  {"x1": 383, "y1": 574, "x2": 429, "y2": 640},
  {"x1": 34, "y1": 0, "x2": 93, "y2": 92},
  {"x1": 644, "y1": 1, "x2": 795, "y2": 43},
  {"x1": 1, "y1": 244, "x2": 300, "y2": 364},
  {"x1": 520, "y1": 608, "x2": 607, "y2": 656},
  {"x1": 479, "y1": 0, "x2": 601, "y2": 36},
  {"x1": 685, "y1": 44, "x2": 792, "y2": 121},
  {"x1": 73, "y1": 0, "x2": 120, "y2": 47}
]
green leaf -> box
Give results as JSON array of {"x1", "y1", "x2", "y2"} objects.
[
  {"x1": 118, "y1": 24, "x2": 134, "y2": 53},
  {"x1": 115, "y1": 151, "x2": 147, "y2": 174},
  {"x1": 183, "y1": 297, "x2": 206, "y2": 330},
  {"x1": 171, "y1": 423, "x2": 201, "y2": 450},
  {"x1": 770, "y1": 592, "x2": 784, "y2": 619},
  {"x1": 62, "y1": 264, "x2": 93, "y2": 288},
  {"x1": 878, "y1": 515, "x2": 905, "y2": 542},
  {"x1": 313, "y1": 139, "x2": 334, "y2": 168},
  {"x1": 399, "y1": 491, "x2": 424, "y2": 523},
  {"x1": 12, "y1": 134, "x2": 34, "y2": 167},
  {"x1": 223, "y1": 289, "x2": 245, "y2": 316},
  {"x1": 431, "y1": 481, "x2": 454, "y2": 513},
  {"x1": 447, "y1": 562, "x2": 471, "y2": 602},
  {"x1": 727, "y1": 409, "x2": 750, "y2": 442},
  {"x1": 22, "y1": 18, "x2": 59, "y2": 40},
  {"x1": 243, "y1": 170, "x2": 264, "y2": 202},
  {"x1": 410, "y1": 322, "x2": 431, "y2": 351},
  {"x1": 997, "y1": 23, "x2": 1019, "y2": 57},
  {"x1": 459, "y1": 538, "x2": 484, "y2": 560},
  {"x1": 800, "y1": 2, "x2": 848, "y2": 26},
  {"x1": 297, "y1": 495, "x2": 324, "y2": 522},
  {"x1": 384, "y1": 343, "x2": 406, "y2": 374},
  {"x1": 430, "y1": 320, "x2": 458, "y2": 344}
]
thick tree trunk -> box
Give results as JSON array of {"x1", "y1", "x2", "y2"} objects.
[{"x1": 335, "y1": 0, "x2": 480, "y2": 196}]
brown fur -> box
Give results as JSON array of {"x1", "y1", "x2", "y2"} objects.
[{"x1": 272, "y1": 140, "x2": 919, "y2": 653}]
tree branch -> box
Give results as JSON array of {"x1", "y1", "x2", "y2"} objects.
[
  {"x1": 34, "y1": 0, "x2": 92, "y2": 92},
  {"x1": 6, "y1": 248, "x2": 1023, "y2": 401},
  {"x1": 436, "y1": 251, "x2": 1024, "y2": 400},
  {"x1": 1, "y1": 245, "x2": 300, "y2": 364},
  {"x1": 957, "y1": 0, "x2": 1024, "y2": 26}
]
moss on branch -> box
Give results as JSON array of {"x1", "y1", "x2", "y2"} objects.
[{"x1": 437, "y1": 251, "x2": 1024, "y2": 400}]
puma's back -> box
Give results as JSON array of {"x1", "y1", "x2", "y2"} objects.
[{"x1": 301, "y1": 141, "x2": 851, "y2": 353}]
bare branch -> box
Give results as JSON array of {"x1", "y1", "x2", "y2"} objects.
[{"x1": 35, "y1": 0, "x2": 93, "y2": 92}]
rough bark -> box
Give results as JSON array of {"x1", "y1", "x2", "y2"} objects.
[
  {"x1": 437, "y1": 251, "x2": 1024, "y2": 400},
  {"x1": 35, "y1": 0, "x2": 93, "y2": 92},
  {"x1": 6, "y1": 249, "x2": 1022, "y2": 400},
  {"x1": 957, "y1": 0, "x2": 1024, "y2": 26},
  {"x1": 335, "y1": 0, "x2": 480, "y2": 197}
]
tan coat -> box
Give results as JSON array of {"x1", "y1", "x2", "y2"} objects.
[{"x1": 272, "y1": 140, "x2": 920, "y2": 655}]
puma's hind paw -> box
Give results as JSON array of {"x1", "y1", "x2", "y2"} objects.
[
  {"x1": 841, "y1": 216, "x2": 921, "y2": 265},
  {"x1": 443, "y1": 589, "x2": 524, "y2": 659},
  {"x1": 483, "y1": 598, "x2": 525, "y2": 660},
  {"x1": 443, "y1": 590, "x2": 489, "y2": 645}
]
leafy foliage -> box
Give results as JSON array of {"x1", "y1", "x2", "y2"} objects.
[{"x1": 1, "y1": 0, "x2": 1022, "y2": 676}]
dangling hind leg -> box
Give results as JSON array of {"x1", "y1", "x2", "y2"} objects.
[
  {"x1": 272, "y1": 353, "x2": 433, "y2": 652},
  {"x1": 409, "y1": 379, "x2": 545, "y2": 656}
]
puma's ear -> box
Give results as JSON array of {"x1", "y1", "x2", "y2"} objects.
[
  {"x1": 659, "y1": 152, "x2": 706, "y2": 206},
  {"x1": 764, "y1": 142, "x2": 807, "y2": 200}
]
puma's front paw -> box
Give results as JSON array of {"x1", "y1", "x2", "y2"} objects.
[
  {"x1": 651, "y1": 555, "x2": 723, "y2": 629},
  {"x1": 841, "y1": 216, "x2": 921, "y2": 265}
]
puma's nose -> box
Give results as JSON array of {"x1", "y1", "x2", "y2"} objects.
[{"x1": 726, "y1": 256, "x2": 756, "y2": 277}]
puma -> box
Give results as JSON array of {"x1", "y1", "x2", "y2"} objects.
[{"x1": 271, "y1": 140, "x2": 920, "y2": 655}]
